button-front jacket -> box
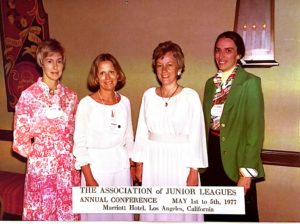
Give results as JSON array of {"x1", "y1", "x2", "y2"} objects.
[{"x1": 203, "y1": 67, "x2": 265, "y2": 182}]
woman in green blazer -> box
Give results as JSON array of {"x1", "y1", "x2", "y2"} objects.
[{"x1": 201, "y1": 31, "x2": 265, "y2": 222}]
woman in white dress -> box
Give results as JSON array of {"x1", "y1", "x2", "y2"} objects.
[
  {"x1": 133, "y1": 41, "x2": 208, "y2": 222},
  {"x1": 73, "y1": 53, "x2": 134, "y2": 221}
]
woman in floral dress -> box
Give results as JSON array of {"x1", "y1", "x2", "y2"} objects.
[{"x1": 13, "y1": 39, "x2": 80, "y2": 221}]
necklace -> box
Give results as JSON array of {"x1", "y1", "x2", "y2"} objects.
[
  {"x1": 42, "y1": 77, "x2": 57, "y2": 95},
  {"x1": 98, "y1": 90, "x2": 118, "y2": 119},
  {"x1": 97, "y1": 90, "x2": 118, "y2": 105},
  {"x1": 160, "y1": 85, "x2": 179, "y2": 107},
  {"x1": 49, "y1": 89, "x2": 55, "y2": 95}
]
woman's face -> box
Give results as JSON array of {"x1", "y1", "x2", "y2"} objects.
[
  {"x1": 97, "y1": 60, "x2": 118, "y2": 91},
  {"x1": 42, "y1": 52, "x2": 64, "y2": 83},
  {"x1": 214, "y1": 37, "x2": 240, "y2": 72},
  {"x1": 156, "y1": 51, "x2": 180, "y2": 86}
]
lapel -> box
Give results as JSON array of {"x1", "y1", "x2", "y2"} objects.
[
  {"x1": 206, "y1": 78, "x2": 216, "y2": 107},
  {"x1": 222, "y1": 67, "x2": 247, "y2": 115}
]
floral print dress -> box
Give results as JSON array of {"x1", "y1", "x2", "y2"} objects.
[{"x1": 13, "y1": 78, "x2": 80, "y2": 221}]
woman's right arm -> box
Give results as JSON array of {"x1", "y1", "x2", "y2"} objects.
[
  {"x1": 132, "y1": 92, "x2": 149, "y2": 183},
  {"x1": 13, "y1": 92, "x2": 33, "y2": 158}
]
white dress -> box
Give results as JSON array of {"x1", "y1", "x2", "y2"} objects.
[
  {"x1": 73, "y1": 95, "x2": 134, "y2": 221},
  {"x1": 133, "y1": 87, "x2": 208, "y2": 222}
]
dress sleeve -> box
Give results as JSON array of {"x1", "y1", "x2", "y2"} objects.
[
  {"x1": 123, "y1": 97, "x2": 134, "y2": 158},
  {"x1": 67, "y1": 93, "x2": 78, "y2": 136},
  {"x1": 73, "y1": 98, "x2": 92, "y2": 170},
  {"x1": 132, "y1": 93, "x2": 148, "y2": 162},
  {"x1": 12, "y1": 92, "x2": 33, "y2": 158},
  {"x1": 186, "y1": 90, "x2": 208, "y2": 168}
]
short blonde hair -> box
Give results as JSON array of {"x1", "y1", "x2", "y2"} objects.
[
  {"x1": 36, "y1": 38, "x2": 65, "y2": 67},
  {"x1": 87, "y1": 53, "x2": 126, "y2": 92}
]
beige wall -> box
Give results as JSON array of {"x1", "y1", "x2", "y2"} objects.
[{"x1": 0, "y1": 0, "x2": 299, "y2": 221}]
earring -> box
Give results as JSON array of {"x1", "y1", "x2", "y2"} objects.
[{"x1": 177, "y1": 71, "x2": 181, "y2": 76}]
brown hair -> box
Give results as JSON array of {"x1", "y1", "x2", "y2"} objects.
[
  {"x1": 152, "y1": 41, "x2": 185, "y2": 79},
  {"x1": 36, "y1": 38, "x2": 65, "y2": 67},
  {"x1": 87, "y1": 53, "x2": 126, "y2": 92}
]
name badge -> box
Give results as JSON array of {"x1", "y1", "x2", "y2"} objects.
[
  {"x1": 110, "y1": 122, "x2": 122, "y2": 134},
  {"x1": 45, "y1": 105, "x2": 63, "y2": 119},
  {"x1": 211, "y1": 104, "x2": 224, "y2": 117}
]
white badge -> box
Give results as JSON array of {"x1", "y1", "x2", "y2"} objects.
[
  {"x1": 110, "y1": 122, "x2": 122, "y2": 134},
  {"x1": 211, "y1": 104, "x2": 224, "y2": 117},
  {"x1": 45, "y1": 105, "x2": 63, "y2": 119}
]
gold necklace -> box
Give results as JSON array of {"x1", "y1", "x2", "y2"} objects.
[
  {"x1": 49, "y1": 89, "x2": 56, "y2": 95},
  {"x1": 98, "y1": 90, "x2": 118, "y2": 119},
  {"x1": 160, "y1": 85, "x2": 179, "y2": 107},
  {"x1": 97, "y1": 90, "x2": 118, "y2": 105}
]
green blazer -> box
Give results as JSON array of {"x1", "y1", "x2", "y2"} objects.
[{"x1": 203, "y1": 67, "x2": 265, "y2": 182}]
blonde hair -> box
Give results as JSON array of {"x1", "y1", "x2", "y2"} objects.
[{"x1": 36, "y1": 38, "x2": 65, "y2": 67}]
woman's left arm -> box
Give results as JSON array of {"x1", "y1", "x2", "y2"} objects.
[
  {"x1": 186, "y1": 90, "x2": 208, "y2": 186},
  {"x1": 238, "y1": 77, "x2": 264, "y2": 192},
  {"x1": 243, "y1": 77, "x2": 264, "y2": 169},
  {"x1": 123, "y1": 98, "x2": 136, "y2": 182},
  {"x1": 123, "y1": 98, "x2": 134, "y2": 158},
  {"x1": 67, "y1": 93, "x2": 79, "y2": 136}
]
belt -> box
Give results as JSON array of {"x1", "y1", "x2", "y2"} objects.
[
  {"x1": 210, "y1": 129, "x2": 220, "y2": 137},
  {"x1": 148, "y1": 132, "x2": 189, "y2": 143}
]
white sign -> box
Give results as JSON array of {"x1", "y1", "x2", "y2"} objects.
[{"x1": 72, "y1": 186, "x2": 245, "y2": 214}]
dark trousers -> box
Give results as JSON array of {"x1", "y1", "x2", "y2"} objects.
[{"x1": 200, "y1": 132, "x2": 259, "y2": 222}]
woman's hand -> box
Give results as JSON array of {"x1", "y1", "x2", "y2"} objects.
[
  {"x1": 186, "y1": 168, "x2": 199, "y2": 186},
  {"x1": 237, "y1": 176, "x2": 252, "y2": 195},
  {"x1": 81, "y1": 164, "x2": 99, "y2": 186},
  {"x1": 135, "y1": 163, "x2": 143, "y2": 183},
  {"x1": 129, "y1": 159, "x2": 137, "y2": 183},
  {"x1": 85, "y1": 177, "x2": 99, "y2": 186}
]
